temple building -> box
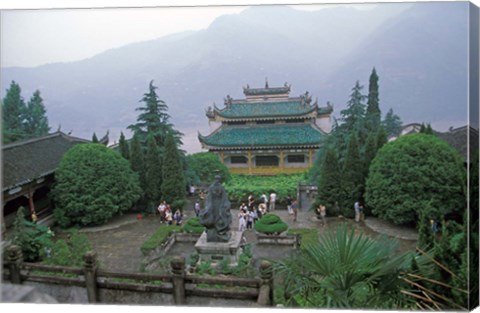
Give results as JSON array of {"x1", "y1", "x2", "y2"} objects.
[{"x1": 198, "y1": 82, "x2": 333, "y2": 175}]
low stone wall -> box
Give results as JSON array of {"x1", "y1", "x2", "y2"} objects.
[{"x1": 256, "y1": 233, "x2": 299, "y2": 248}]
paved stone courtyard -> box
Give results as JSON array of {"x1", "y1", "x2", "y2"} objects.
[{"x1": 75, "y1": 201, "x2": 418, "y2": 273}]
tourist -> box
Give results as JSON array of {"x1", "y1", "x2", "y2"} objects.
[
  {"x1": 194, "y1": 201, "x2": 201, "y2": 217},
  {"x1": 248, "y1": 194, "x2": 255, "y2": 210},
  {"x1": 319, "y1": 203, "x2": 327, "y2": 226},
  {"x1": 239, "y1": 202, "x2": 248, "y2": 212},
  {"x1": 238, "y1": 209, "x2": 247, "y2": 232},
  {"x1": 189, "y1": 185, "x2": 196, "y2": 196},
  {"x1": 165, "y1": 207, "x2": 173, "y2": 225},
  {"x1": 269, "y1": 191, "x2": 277, "y2": 211},
  {"x1": 359, "y1": 203, "x2": 365, "y2": 221},
  {"x1": 354, "y1": 201, "x2": 361, "y2": 222},
  {"x1": 246, "y1": 209, "x2": 254, "y2": 230},
  {"x1": 174, "y1": 209, "x2": 183, "y2": 225},
  {"x1": 259, "y1": 202, "x2": 267, "y2": 216},
  {"x1": 286, "y1": 196, "x2": 293, "y2": 215},
  {"x1": 158, "y1": 201, "x2": 167, "y2": 223},
  {"x1": 261, "y1": 193, "x2": 268, "y2": 206},
  {"x1": 430, "y1": 218, "x2": 438, "y2": 234},
  {"x1": 252, "y1": 206, "x2": 259, "y2": 225},
  {"x1": 292, "y1": 200, "x2": 299, "y2": 222}
]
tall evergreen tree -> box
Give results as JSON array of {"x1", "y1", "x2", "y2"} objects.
[
  {"x1": 376, "y1": 126, "x2": 388, "y2": 150},
  {"x1": 92, "y1": 133, "x2": 99, "y2": 143},
  {"x1": 24, "y1": 90, "x2": 50, "y2": 138},
  {"x1": 118, "y1": 131, "x2": 130, "y2": 160},
  {"x1": 127, "y1": 80, "x2": 179, "y2": 147},
  {"x1": 2, "y1": 81, "x2": 27, "y2": 143},
  {"x1": 129, "y1": 134, "x2": 146, "y2": 192},
  {"x1": 363, "y1": 133, "x2": 377, "y2": 179},
  {"x1": 317, "y1": 147, "x2": 342, "y2": 212},
  {"x1": 339, "y1": 81, "x2": 366, "y2": 138},
  {"x1": 145, "y1": 134, "x2": 163, "y2": 212},
  {"x1": 342, "y1": 133, "x2": 363, "y2": 216},
  {"x1": 365, "y1": 68, "x2": 381, "y2": 132},
  {"x1": 382, "y1": 108, "x2": 402, "y2": 137},
  {"x1": 161, "y1": 132, "x2": 186, "y2": 211}
]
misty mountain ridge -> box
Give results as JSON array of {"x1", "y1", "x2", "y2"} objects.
[{"x1": 1, "y1": 2, "x2": 470, "y2": 153}]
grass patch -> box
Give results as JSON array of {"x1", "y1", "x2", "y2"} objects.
[
  {"x1": 287, "y1": 228, "x2": 318, "y2": 249},
  {"x1": 140, "y1": 224, "x2": 182, "y2": 255}
]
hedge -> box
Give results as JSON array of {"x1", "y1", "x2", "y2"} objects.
[
  {"x1": 254, "y1": 214, "x2": 288, "y2": 234},
  {"x1": 182, "y1": 217, "x2": 205, "y2": 234},
  {"x1": 140, "y1": 224, "x2": 182, "y2": 255}
]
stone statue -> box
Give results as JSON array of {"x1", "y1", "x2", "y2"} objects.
[{"x1": 199, "y1": 175, "x2": 232, "y2": 242}]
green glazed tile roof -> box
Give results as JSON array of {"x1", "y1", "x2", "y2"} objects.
[
  {"x1": 243, "y1": 86, "x2": 290, "y2": 96},
  {"x1": 199, "y1": 123, "x2": 324, "y2": 148},
  {"x1": 216, "y1": 101, "x2": 318, "y2": 119}
]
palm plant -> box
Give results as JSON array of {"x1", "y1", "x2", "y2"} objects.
[{"x1": 275, "y1": 225, "x2": 415, "y2": 309}]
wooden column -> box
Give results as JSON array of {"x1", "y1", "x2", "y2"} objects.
[
  {"x1": 308, "y1": 149, "x2": 313, "y2": 167},
  {"x1": 280, "y1": 150, "x2": 284, "y2": 171},
  {"x1": 27, "y1": 188, "x2": 35, "y2": 215},
  {"x1": 248, "y1": 151, "x2": 252, "y2": 175},
  {"x1": 219, "y1": 151, "x2": 225, "y2": 164},
  {"x1": 6, "y1": 245, "x2": 23, "y2": 284}
]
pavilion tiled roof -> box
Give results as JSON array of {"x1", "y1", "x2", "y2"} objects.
[
  {"x1": 2, "y1": 132, "x2": 89, "y2": 191},
  {"x1": 213, "y1": 100, "x2": 332, "y2": 120},
  {"x1": 198, "y1": 123, "x2": 325, "y2": 150}
]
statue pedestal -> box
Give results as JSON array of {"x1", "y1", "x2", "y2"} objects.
[{"x1": 194, "y1": 231, "x2": 244, "y2": 266}]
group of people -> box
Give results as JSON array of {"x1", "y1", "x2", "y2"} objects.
[{"x1": 157, "y1": 200, "x2": 183, "y2": 225}]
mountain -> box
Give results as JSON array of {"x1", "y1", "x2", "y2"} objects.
[{"x1": 0, "y1": 2, "x2": 470, "y2": 153}]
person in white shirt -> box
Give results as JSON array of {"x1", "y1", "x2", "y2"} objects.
[{"x1": 269, "y1": 192, "x2": 277, "y2": 211}]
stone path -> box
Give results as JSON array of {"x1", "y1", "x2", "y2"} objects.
[{"x1": 75, "y1": 205, "x2": 418, "y2": 273}]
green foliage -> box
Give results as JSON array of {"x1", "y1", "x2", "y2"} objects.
[
  {"x1": 185, "y1": 152, "x2": 231, "y2": 186},
  {"x1": 92, "y1": 132, "x2": 99, "y2": 143},
  {"x1": 338, "y1": 81, "x2": 366, "y2": 135},
  {"x1": 365, "y1": 68, "x2": 381, "y2": 132},
  {"x1": 140, "y1": 224, "x2": 182, "y2": 255},
  {"x1": 161, "y1": 133, "x2": 186, "y2": 205},
  {"x1": 118, "y1": 131, "x2": 130, "y2": 160},
  {"x1": 42, "y1": 229, "x2": 91, "y2": 267},
  {"x1": 254, "y1": 214, "x2": 288, "y2": 234},
  {"x1": 382, "y1": 108, "x2": 402, "y2": 137},
  {"x1": 127, "y1": 80, "x2": 181, "y2": 147},
  {"x1": 341, "y1": 133, "x2": 363, "y2": 216},
  {"x1": 225, "y1": 174, "x2": 303, "y2": 203},
  {"x1": 365, "y1": 134, "x2": 466, "y2": 226},
  {"x1": 145, "y1": 134, "x2": 163, "y2": 212},
  {"x1": 129, "y1": 134, "x2": 145, "y2": 191},
  {"x1": 275, "y1": 225, "x2": 413, "y2": 309},
  {"x1": 317, "y1": 148, "x2": 342, "y2": 211},
  {"x1": 287, "y1": 228, "x2": 319, "y2": 248},
  {"x1": 12, "y1": 207, "x2": 54, "y2": 262},
  {"x1": 53, "y1": 143, "x2": 141, "y2": 227},
  {"x1": 24, "y1": 90, "x2": 50, "y2": 138},
  {"x1": 197, "y1": 260, "x2": 216, "y2": 276},
  {"x1": 2, "y1": 81, "x2": 27, "y2": 143},
  {"x1": 182, "y1": 217, "x2": 205, "y2": 234}
]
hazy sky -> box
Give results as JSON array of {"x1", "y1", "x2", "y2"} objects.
[{"x1": 1, "y1": 0, "x2": 408, "y2": 68}]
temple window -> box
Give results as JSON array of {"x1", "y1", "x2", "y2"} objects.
[
  {"x1": 287, "y1": 154, "x2": 305, "y2": 163},
  {"x1": 230, "y1": 156, "x2": 248, "y2": 164},
  {"x1": 255, "y1": 155, "x2": 279, "y2": 167}
]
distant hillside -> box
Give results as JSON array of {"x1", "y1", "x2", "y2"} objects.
[{"x1": 1, "y1": 2, "x2": 470, "y2": 153}]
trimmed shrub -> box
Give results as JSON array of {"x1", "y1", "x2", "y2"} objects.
[
  {"x1": 254, "y1": 214, "x2": 288, "y2": 235},
  {"x1": 183, "y1": 217, "x2": 205, "y2": 234}
]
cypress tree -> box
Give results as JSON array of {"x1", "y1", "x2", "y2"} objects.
[
  {"x1": 161, "y1": 133, "x2": 186, "y2": 211},
  {"x1": 366, "y1": 68, "x2": 381, "y2": 133},
  {"x1": 317, "y1": 147, "x2": 342, "y2": 213},
  {"x1": 376, "y1": 126, "x2": 387, "y2": 150},
  {"x1": 129, "y1": 134, "x2": 146, "y2": 194},
  {"x1": 2, "y1": 81, "x2": 27, "y2": 143},
  {"x1": 145, "y1": 134, "x2": 163, "y2": 213},
  {"x1": 92, "y1": 133, "x2": 99, "y2": 143},
  {"x1": 118, "y1": 131, "x2": 130, "y2": 160},
  {"x1": 363, "y1": 133, "x2": 377, "y2": 178},
  {"x1": 24, "y1": 90, "x2": 50, "y2": 138},
  {"x1": 342, "y1": 133, "x2": 363, "y2": 216}
]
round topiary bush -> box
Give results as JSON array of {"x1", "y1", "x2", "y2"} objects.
[
  {"x1": 183, "y1": 217, "x2": 205, "y2": 234},
  {"x1": 254, "y1": 214, "x2": 288, "y2": 235}
]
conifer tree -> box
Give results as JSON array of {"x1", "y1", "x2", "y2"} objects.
[
  {"x1": 366, "y1": 68, "x2": 381, "y2": 132},
  {"x1": 376, "y1": 126, "x2": 387, "y2": 150},
  {"x1": 363, "y1": 133, "x2": 377, "y2": 178},
  {"x1": 128, "y1": 80, "x2": 180, "y2": 147},
  {"x1": 92, "y1": 133, "x2": 99, "y2": 143},
  {"x1": 118, "y1": 131, "x2": 130, "y2": 160},
  {"x1": 317, "y1": 147, "x2": 342, "y2": 211},
  {"x1": 145, "y1": 134, "x2": 163, "y2": 212},
  {"x1": 382, "y1": 108, "x2": 402, "y2": 137},
  {"x1": 161, "y1": 132, "x2": 186, "y2": 211},
  {"x1": 24, "y1": 90, "x2": 50, "y2": 138},
  {"x1": 129, "y1": 134, "x2": 146, "y2": 192},
  {"x1": 342, "y1": 133, "x2": 363, "y2": 216},
  {"x1": 2, "y1": 81, "x2": 27, "y2": 143},
  {"x1": 339, "y1": 81, "x2": 366, "y2": 136}
]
